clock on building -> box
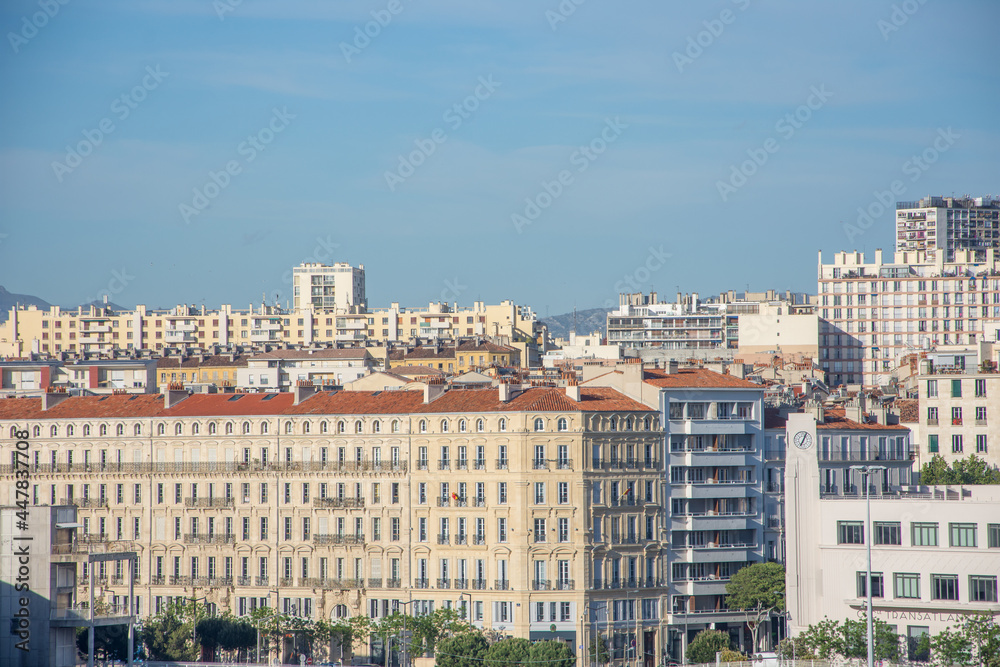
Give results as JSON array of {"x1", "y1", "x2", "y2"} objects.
[{"x1": 793, "y1": 430, "x2": 813, "y2": 450}]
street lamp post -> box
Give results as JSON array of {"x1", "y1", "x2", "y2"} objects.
[
  {"x1": 396, "y1": 599, "x2": 415, "y2": 667},
  {"x1": 850, "y1": 465, "x2": 885, "y2": 667},
  {"x1": 183, "y1": 596, "x2": 209, "y2": 661}
]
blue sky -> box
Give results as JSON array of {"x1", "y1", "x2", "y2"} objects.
[{"x1": 1, "y1": 0, "x2": 997, "y2": 317}]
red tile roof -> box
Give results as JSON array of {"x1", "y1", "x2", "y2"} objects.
[
  {"x1": 643, "y1": 368, "x2": 762, "y2": 389},
  {"x1": 894, "y1": 398, "x2": 919, "y2": 423},
  {"x1": 817, "y1": 407, "x2": 909, "y2": 431},
  {"x1": 0, "y1": 386, "x2": 651, "y2": 419},
  {"x1": 0, "y1": 395, "x2": 166, "y2": 420},
  {"x1": 161, "y1": 393, "x2": 296, "y2": 416},
  {"x1": 250, "y1": 349, "x2": 370, "y2": 361}
]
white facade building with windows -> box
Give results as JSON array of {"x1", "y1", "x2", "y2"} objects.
[
  {"x1": 291, "y1": 262, "x2": 366, "y2": 312},
  {"x1": 784, "y1": 412, "x2": 1000, "y2": 653}
]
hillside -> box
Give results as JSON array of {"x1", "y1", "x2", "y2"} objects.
[
  {"x1": 540, "y1": 307, "x2": 613, "y2": 340},
  {"x1": 0, "y1": 286, "x2": 52, "y2": 321}
]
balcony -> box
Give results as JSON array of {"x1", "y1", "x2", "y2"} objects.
[
  {"x1": 312, "y1": 497, "x2": 365, "y2": 509},
  {"x1": 472, "y1": 579, "x2": 487, "y2": 590},
  {"x1": 183, "y1": 533, "x2": 236, "y2": 545},
  {"x1": 556, "y1": 459, "x2": 573, "y2": 470},
  {"x1": 976, "y1": 419, "x2": 987, "y2": 426},
  {"x1": 184, "y1": 498, "x2": 234, "y2": 508},
  {"x1": 279, "y1": 577, "x2": 293, "y2": 587},
  {"x1": 437, "y1": 578, "x2": 451, "y2": 589},
  {"x1": 416, "y1": 460, "x2": 428, "y2": 471},
  {"x1": 236, "y1": 576, "x2": 252, "y2": 586},
  {"x1": 150, "y1": 576, "x2": 165, "y2": 585},
  {"x1": 473, "y1": 535, "x2": 486, "y2": 545},
  {"x1": 437, "y1": 497, "x2": 451, "y2": 507},
  {"x1": 169, "y1": 576, "x2": 192, "y2": 586},
  {"x1": 474, "y1": 459, "x2": 486, "y2": 470},
  {"x1": 75, "y1": 498, "x2": 108, "y2": 509},
  {"x1": 455, "y1": 534, "x2": 467, "y2": 545},
  {"x1": 256, "y1": 576, "x2": 269, "y2": 586},
  {"x1": 556, "y1": 579, "x2": 575, "y2": 590},
  {"x1": 927, "y1": 418, "x2": 939, "y2": 426},
  {"x1": 454, "y1": 578, "x2": 468, "y2": 589},
  {"x1": 313, "y1": 534, "x2": 365, "y2": 546},
  {"x1": 386, "y1": 578, "x2": 402, "y2": 588},
  {"x1": 952, "y1": 418, "x2": 963, "y2": 426},
  {"x1": 496, "y1": 458, "x2": 508, "y2": 470},
  {"x1": 414, "y1": 579, "x2": 430, "y2": 589},
  {"x1": 368, "y1": 578, "x2": 383, "y2": 589},
  {"x1": 437, "y1": 534, "x2": 450, "y2": 545},
  {"x1": 457, "y1": 459, "x2": 468, "y2": 470},
  {"x1": 495, "y1": 579, "x2": 510, "y2": 590},
  {"x1": 438, "y1": 459, "x2": 451, "y2": 470},
  {"x1": 533, "y1": 459, "x2": 548, "y2": 470},
  {"x1": 473, "y1": 498, "x2": 486, "y2": 508},
  {"x1": 533, "y1": 579, "x2": 551, "y2": 591}
]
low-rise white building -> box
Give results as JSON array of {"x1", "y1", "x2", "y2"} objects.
[
  {"x1": 237, "y1": 349, "x2": 375, "y2": 390},
  {"x1": 784, "y1": 412, "x2": 1000, "y2": 653}
]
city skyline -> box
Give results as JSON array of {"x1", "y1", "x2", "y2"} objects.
[{"x1": 2, "y1": 1, "x2": 998, "y2": 313}]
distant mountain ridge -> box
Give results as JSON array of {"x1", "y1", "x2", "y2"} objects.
[
  {"x1": 540, "y1": 307, "x2": 613, "y2": 340},
  {"x1": 0, "y1": 286, "x2": 126, "y2": 322}
]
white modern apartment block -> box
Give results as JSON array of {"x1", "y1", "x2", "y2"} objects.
[
  {"x1": 291, "y1": 262, "x2": 366, "y2": 312},
  {"x1": 237, "y1": 349, "x2": 376, "y2": 390},
  {"x1": 785, "y1": 412, "x2": 1000, "y2": 655},
  {"x1": 896, "y1": 195, "x2": 1000, "y2": 261},
  {"x1": 817, "y1": 248, "x2": 1000, "y2": 388},
  {"x1": 609, "y1": 291, "x2": 814, "y2": 353},
  {"x1": 585, "y1": 360, "x2": 767, "y2": 658},
  {"x1": 915, "y1": 363, "x2": 999, "y2": 467}
]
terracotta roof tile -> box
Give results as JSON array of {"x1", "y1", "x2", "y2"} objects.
[
  {"x1": 643, "y1": 368, "x2": 762, "y2": 389},
  {"x1": 817, "y1": 407, "x2": 910, "y2": 431},
  {"x1": 161, "y1": 393, "x2": 296, "y2": 416},
  {"x1": 0, "y1": 395, "x2": 166, "y2": 421},
  {"x1": 894, "y1": 398, "x2": 919, "y2": 423}
]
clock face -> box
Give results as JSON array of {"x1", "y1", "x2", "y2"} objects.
[{"x1": 793, "y1": 430, "x2": 813, "y2": 450}]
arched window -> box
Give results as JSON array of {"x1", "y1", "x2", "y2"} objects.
[
  {"x1": 609, "y1": 416, "x2": 618, "y2": 431},
  {"x1": 338, "y1": 421, "x2": 346, "y2": 434},
  {"x1": 67, "y1": 425, "x2": 75, "y2": 437},
  {"x1": 84, "y1": 425, "x2": 91, "y2": 436},
  {"x1": 332, "y1": 604, "x2": 348, "y2": 619},
  {"x1": 534, "y1": 418, "x2": 544, "y2": 432},
  {"x1": 419, "y1": 420, "x2": 427, "y2": 433},
  {"x1": 643, "y1": 417, "x2": 651, "y2": 430},
  {"x1": 261, "y1": 422, "x2": 269, "y2": 435},
  {"x1": 391, "y1": 420, "x2": 399, "y2": 434},
  {"x1": 440, "y1": 420, "x2": 449, "y2": 433},
  {"x1": 99, "y1": 424, "x2": 107, "y2": 436},
  {"x1": 242, "y1": 422, "x2": 251, "y2": 435},
  {"x1": 458, "y1": 419, "x2": 467, "y2": 433},
  {"x1": 115, "y1": 424, "x2": 124, "y2": 436},
  {"x1": 303, "y1": 422, "x2": 311, "y2": 434},
  {"x1": 9, "y1": 426, "x2": 16, "y2": 439},
  {"x1": 625, "y1": 417, "x2": 634, "y2": 431},
  {"x1": 373, "y1": 421, "x2": 381, "y2": 434},
  {"x1": 156, "y1": 424, "x2": 164, "y2": 436},
  {"x1": 192, "y1": 423, "x2": 200, "y2": 435},
  {"x1": 285, "y1": 421, "x2": 293, "y2": 434},
  {"x1": 225, "y1": 422, "x2": 234, "y2": 435},
  {"x1": 558, "y1": 418, "x2": 568, "y2": 432},
  {"x1": 476, "y1": 419, "x2": 484, "y2": 432},
  {"x1": 208, "y1": 422, "x2": 217, "y2": 435},
  {"x1": 320, "y1": 421, "x2": 328, "y2": 434},
  {"x1": 33, "y1": 425, "x2": 41, "y2": 437},
  {"x1": 50, "y1": 425, "x2": 58, "y2": 437},
  {"x1": 174, "y1": 423, "x2": 182, "y2": 436},
  {"x1": 355, "y1": 421, "x2": 363, "y2": 434},
  {"x1": 134, "y1": 424, "x2": 141, "y2": 436},
  {"x1": 499, "y1": 418, "x2": 507, "y2": 432}
]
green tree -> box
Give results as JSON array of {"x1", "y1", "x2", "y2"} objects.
[
  {"x1": 686, "y1": 630, "x2": 733, "y2": 664},
  {"x1": 932, "y1": 613, "x2": 1000, "y2": 667},
  {"x1": 789, "y1": 617, "x2": 899, "y2": 661},
  {"x1": 484, "y1": 636, "x2": 531, "y2": 667},
  {"x1": 719, "y1": 649, "x2": 747, "y2": 662},
  {"x1": 436, "y1": 632, "x2": 489, "y2": 667},
  {"x1": 725, "y1": 562, "x2": 786, "y2": 652},
  {"x1": 76, "y1": 625, "x2": 132, "y2": 663},
  {"x1": 529, "y1": 640, "x2": 576, "y2": 667},
  {"x1": 196, "y1": 614, "x2": 256, "y2": 661},
  {"x1": 920, "y1": 454, "x2": 1000, "y2": 484},
  {"x1": 840, "y1": 618, "x2": 900, "y2": 661},
  {"x1": 588, "y1": 635, "x2": 610, "y2": 666},
  {"x1": 141, "y1": 599, "x2": 198, "y2": 661}
]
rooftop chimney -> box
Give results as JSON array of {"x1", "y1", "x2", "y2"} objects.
[
  {"x1": 565, "y1": 378, "x2": 581, "y2": 402},
  {"x1": 423, "y1": 377, "x2": 446, "y2": 403},
  {"x1": 293, "y1": 379, "x2": 318, "y2": 405},
  {"x1": 164, "y1": 382, "x2": 189, "y2": 409},
  {"x1": 41, "y1": 386, "x2": 71, "y2": 411},
  {"x1": 665, "y1": 359, "x2": 680, "y2": 375}
]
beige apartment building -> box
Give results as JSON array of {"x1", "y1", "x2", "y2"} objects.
[
  {"x1": 818, "y1": 248, "x2": 1000, "y2": 388},
  {"x1": 0, "y1": 383, "x2": 667, "y2": 664}
]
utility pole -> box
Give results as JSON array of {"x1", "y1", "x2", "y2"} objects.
[{"x1": 850, "y1": 465, "x2": 884, "y2": 667}]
